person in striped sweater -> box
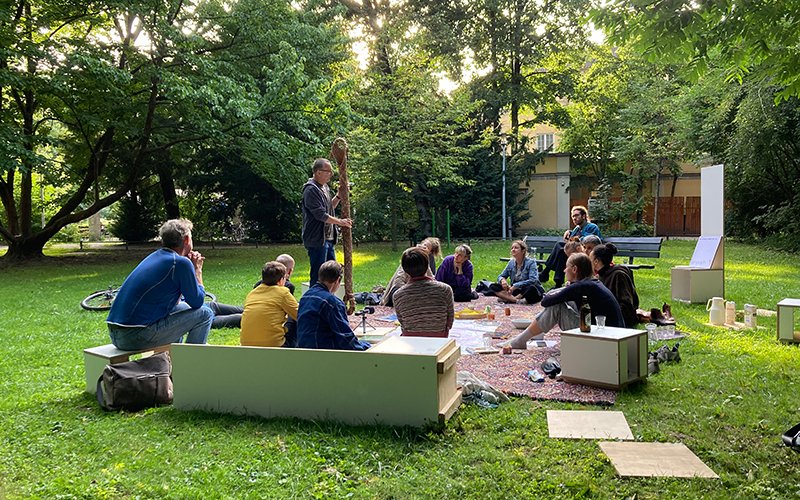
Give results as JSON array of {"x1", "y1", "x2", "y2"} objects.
[{"x1": 393, "y1": 246, "x2": 454, "y2": 337}]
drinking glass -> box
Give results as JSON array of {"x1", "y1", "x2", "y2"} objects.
[
  {"x1": 646, "y1": 323, "x2": 657, "y2": 342},
  {"x1": 596, "y1": 315, "x2": 606, "y2": 330}
]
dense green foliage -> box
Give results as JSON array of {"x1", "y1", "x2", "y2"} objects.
[
  {"x1": 4, "y1": 0, "x2": 800, "y2": 257},
  {"x1": 593, "y1": 0, "x2": 800, "y2": 100},
  {"x1": 1, "y1": 240, "x2": 800, "y2": 497},
  {"x1": 1, "y1": 0, "x2": 351, "y2": 258}
]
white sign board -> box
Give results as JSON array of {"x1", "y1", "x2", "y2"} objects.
[{"x1": 689, "y1": 236, "x2": 722, "y2": 269}]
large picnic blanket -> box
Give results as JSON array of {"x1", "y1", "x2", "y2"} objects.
[{"x1": 349, "y1": 294, "x2": 618, "y2": 405}]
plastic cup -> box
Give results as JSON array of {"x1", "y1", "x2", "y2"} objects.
[
  {"x1": 483, "y1": 333, "x2": 493, "y2": 347},
  {"x1": 645, "y1": 323, "x2": 657, "y2": 341},
  {"x1": 596, "y1": 315, "x2": 606, "y2": 329}
]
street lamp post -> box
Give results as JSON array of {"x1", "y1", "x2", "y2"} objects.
[{"x1": 500, "y1": 136, "x2": 507, "y2": 240}]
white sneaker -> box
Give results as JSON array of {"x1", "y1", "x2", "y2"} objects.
[{"x1": 517, "y1": 298, "x2": 527, "y2": 305}]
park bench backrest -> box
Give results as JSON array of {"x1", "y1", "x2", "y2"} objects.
[
  {"x1": 522, "y1": 236, "x2": 564, "y2": 261},
  {"x1": 522, "y1": 235, "x2": 663, "y2": 265},
  {"x1": 604, "y1": 237, "x2": 663, "y2": 264}
]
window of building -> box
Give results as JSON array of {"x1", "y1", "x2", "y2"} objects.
[{"x1": 536, "y1": 133, "x2": 554, "y2": 151}]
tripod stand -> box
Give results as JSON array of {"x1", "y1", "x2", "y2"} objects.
[{"x1": 355, "y1": 306, "x2": 377, "y2": 334}]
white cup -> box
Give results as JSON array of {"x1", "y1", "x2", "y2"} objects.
[{"x1": 596, "y1": 315, "x2": 606, "y2": 330}]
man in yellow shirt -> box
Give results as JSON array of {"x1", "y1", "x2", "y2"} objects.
[{"x1": 240, "y1": 261, "x2": 299, "y2": 347}]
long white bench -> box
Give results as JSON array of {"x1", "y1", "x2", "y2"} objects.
[
  {"x1": 83, "y1": 344, "x2": 171, "y2": 394},
  {"x1": 171, "y1": 336, "x2": 462, "y2": 427}
]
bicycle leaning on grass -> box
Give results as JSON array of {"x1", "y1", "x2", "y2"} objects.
[{"x1": 81, "y1": 286, "x2": 217, "y2": 311}]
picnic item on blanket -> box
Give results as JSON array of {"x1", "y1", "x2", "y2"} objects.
[
  {"x1": 354, "y1": 291, "x2": 381, "y2": 305},
  {"x1": 782, "y1": 422, "x2": 800, "y2": 452},
  {"x1": 96, "y1": 352, "x2": 173, "y2": 412},
  {"x1": 637, "y1": 302, "x2": 677, "y2": 326},
  {"x1": 528, "y1": 369, "x2": 545, "y2": 383},
  {"x1": 511, "y1": 318, "x2": 532, "y2": 329},
  {"x1": 541, "y1": 357, "x2": 561, "y2": 379},
  {"x1": 455, "y1": 308, "x2": 488, "y2": 319},
  {"x1": 457, "y1": 371, "x2": 510, "y2": 408},
  {"x1": 331, "y1": 137, "x2": 356, "y2": 314}
]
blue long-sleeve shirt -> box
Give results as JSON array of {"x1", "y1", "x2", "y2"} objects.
[
  {"x1": 435, "y1": 255, "x2": 473, "y2": 295},
  {"x1": 568, "y1": 222, "x2": 602, "y2": 240},
  {"x1": 296, "y1": 283, "x2": 370, "y2": 351},
  {"x1": 106, "y1": 248, "x2": 205, "y2": 327},
  {"x1": 498, "y1": 256, "x2": 542, "y2": 289}
]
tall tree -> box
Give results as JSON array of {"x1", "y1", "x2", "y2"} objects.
[
  {"x1": 348, "y1": 61, "x2": 478, "y2": 248},
  {"x1": 410, "y1": 0, "x2": 587, "y2": 140},
  {"x1": 593, "y1": 0, "x2": 800, "y2": 100},
  {"x1": 0, "y1": 0, "x2": 350, "y2": 260}
]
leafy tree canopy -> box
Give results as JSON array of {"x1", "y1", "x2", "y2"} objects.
[
  {"x1": 593, "y1": 0, "x2": 800, "y2": 100},
  {"x1": 1, "y1": 0, "x2": 351, "y2": 260}
]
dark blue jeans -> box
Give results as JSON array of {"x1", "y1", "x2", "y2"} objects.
[{"x1": 306, "y1": 241, "x2": 336, "y2": 286}]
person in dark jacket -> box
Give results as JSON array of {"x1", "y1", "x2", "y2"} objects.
[
  {"x1": 504, "y1": 253, "x2": 623, "y2": 349},
  {"x1": 591, "y1": 243, "x2": 640, "y2": 328},
  {"x1": 296, "y1": 261, "x2": 371, "y2": 351},
  {"x1": 301, "y1": 158, "x2": 352, "y2": 286}
]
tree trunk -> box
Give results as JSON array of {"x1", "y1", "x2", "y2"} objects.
[
  {"x1": 156, "y1": 162, "x2": 180, "y2": 219},
  {"x1": 2, "y1": 235, "x2": 48, "y2": 260},
  {"x1": 332, "y1": 138, "x2": 355, "y2": 314}
]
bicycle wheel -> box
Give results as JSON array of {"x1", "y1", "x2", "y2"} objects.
[{"x1": 81, "y1": 289, "x2": 117, "y2": 311}]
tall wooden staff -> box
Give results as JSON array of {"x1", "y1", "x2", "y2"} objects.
[{"x1": 331, "y1": 137, "x2": 355, "y2": 314}]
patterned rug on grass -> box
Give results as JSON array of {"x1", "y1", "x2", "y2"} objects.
[
  {"x1": 455, "y1": 345, "x2": 618, "y2": 406},
  {"x1": 349, "y1": 296, "x2": 617, "y2": 405}
]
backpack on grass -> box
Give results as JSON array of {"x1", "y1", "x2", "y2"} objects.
[{"x1": 96, "y1": 352, "x2": 173, "y2": 411}]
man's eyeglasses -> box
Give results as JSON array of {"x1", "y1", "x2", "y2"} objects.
[{"x1": 318, "y1": 169, "x2": 333, "y2": 173}]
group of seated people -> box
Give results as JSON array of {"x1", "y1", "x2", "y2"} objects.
[{"x1": 107, "y1": 208, "x2": 640, "y2": 354}]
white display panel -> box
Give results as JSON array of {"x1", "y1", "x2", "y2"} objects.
[{"x1": 700, "y1": 164, "x2": 724, "y2": 236}]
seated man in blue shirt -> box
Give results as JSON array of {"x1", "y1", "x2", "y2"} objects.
[
  {"x1": 504, "y1": 253, "x2": 623, "y2": 349},
  {"x1": 540, "y1": 205, "x2": 602, "y2": 288},
  {"x1": 106, "y1": 219, "x2": 213, "y2": 350},
  {"x1": 296, "y1": 260, "x2": 371, "y2": 351}
]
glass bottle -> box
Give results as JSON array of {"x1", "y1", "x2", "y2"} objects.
[{"x1": 579, "y1": 295, "x2": 591, "y2": 332}]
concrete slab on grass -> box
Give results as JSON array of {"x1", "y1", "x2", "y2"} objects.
[
  {"x1": 547, "y1": 410, "x2": 634, "y2": 440},
  {"x1": 598, "y1": 442, "x2": 719, "y2": 478}
]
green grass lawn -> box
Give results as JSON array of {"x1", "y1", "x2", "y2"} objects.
[{"x1": 1, "y1": 239, "x2": 799, "y2": 499}]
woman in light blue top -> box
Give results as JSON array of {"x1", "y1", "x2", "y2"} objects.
[{"x1": 491, "y1": 240, "x2": 545, "y2": 304}]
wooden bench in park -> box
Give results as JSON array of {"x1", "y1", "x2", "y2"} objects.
[
  {"x1": 170, "y1": 336, "x2": 462, "y2": 427},
  {"x1": 503, "y1": 235, "x2": 663, "y2": 271},
  {"x1": 83, "y1": 344, "x2": 171, "y2": 394}
]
